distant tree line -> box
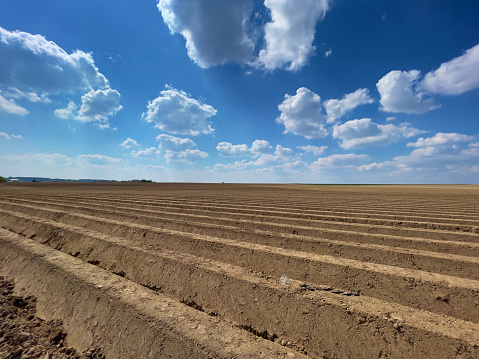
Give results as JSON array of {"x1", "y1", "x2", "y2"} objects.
[{"x1": 0, "y1": 176, "x2": 6, "y2": 182}]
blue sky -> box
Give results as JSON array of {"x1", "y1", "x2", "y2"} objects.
[{"x1": 0, "y1": 0, "x2": 478, "y2": 183}]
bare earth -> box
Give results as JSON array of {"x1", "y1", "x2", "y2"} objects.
[{"x1": 0, "y1": 183, "x2": 478, "y2": 358}]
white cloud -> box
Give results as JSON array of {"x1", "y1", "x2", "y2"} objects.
[
  {"x1": 258, "y1": 0, "x2": 330, "y2": 71},
  {"x1": 297, "y1": 145, "x2": 327, "y2": 155},
  {"x1": 130, "y1": 147, "x2": 161, "y2": 158},
  {"x1": 385, "y1": 116, "x2": 396, "y2": 122},
  {"x1": 0, "y1": 26, "x2": 108, "y2": 94},
  {"x1": 407, "y1": 132, "x2": 474, "y2": 148},
  {"x1": 164, "y1": 149, "x2": 208, "y2": 163},
  {"x1": 0, "y1": 93, "x2": 29, "y2": 115},
  {"x1": 254, "y1": 144, "x2": 293, "y2": 166},
  {"x1": 157, "y1": 0, "x2": 255, "y2": 68},
  {"x1": 214, "y1": 159, "x2": 254, "y2": 171},
  {"x1": 251, "y1": 140, "x2": 273, "y2": 154},
  {"x1": 324, "y1": 49, "x2": 332, "y2": 58},
  {"x1": 10, "y1": 134, "x2": 22, "y2": 139},
  {"x1": 216, "y1": 142, "x2": 251, "y2": 157},
  {"x1": 77, "y1": 89, "x2": 122, "y2": 126},
  {"x1": 121, "y1": 138, "x2": 139, "y2": 149},
  {"x1": 377, "y1": 70, "x2": 440, "y2": 114},
  {"x1": 312, "y1": 153, "x2": 370, "y2": 167},
  {"x1": 54, "y1": 101, "x2": 77, "y2": 120},
  {"x1": 156, "y1": 134, "x2": 197, "y2": 151},
  {"x1": 324, "y1": 88, "x2": 374, "y2": 122},
  {"x1": 0, "y1": 132, "x2": 10, "y2": 139},
  {"x1": 143, "y1": 86, "x2": 216, "y2": 136},
  {"x1": 333, "y1": 118, "x2": 425, "y2": 149},
  {"x1": 78, "y1": 154, "x2": 122, "y2": 165},
  {"x1": 422, "y1": 43, "x2": 479, "y2": 95},
  {"x1": 277, "y1": 87, "x2": 327, "y2": 139},
  {"x1": 1, "y1": 88, "x2": 50, "y2": 104},
  {"x1": 469, "y1": 142, "x2": 479, "y2": 148}
]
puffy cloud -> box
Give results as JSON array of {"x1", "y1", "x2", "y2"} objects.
[
  {"x1": 251, "y1": 139, "x2": 273, "y2": 154},
  {"x1": 385, "y1": 116, "x2": 396, "y2": 122},
  {"x1": 54, "y1": 101, "x2": 77, "y2": 120},
  {"x1": 214, "y1": 159, "x2": 254, "y2": 171},
  {"x1": 277, "y1": 87, "x2": 327, "y2": 139},
  {"x1": 157, "y1": 134, "x2": 197, "y2": 151},
  {"x1": 407, "y1": 132, "x2": 474, "y2": 148},
  {"x1": 77, "y1": 89, "x2": 122, "y2": 126},
  {"x1": 297, "y1": 145, "x2": 327, "y2": 155},
  {"x1": 164, "y1": 149, "x2": 208, "y2": 163},
  {"x1": 0, "y1": 26, "x2": 108, "y2": 94},
  {"x1": 143, "y1": 86, "x2": 216, "y2": 136},
  {"x1": 254, "y1": 144, "x2": 293, "y2": 166},
  {"x1": 333, "y1": 118, "x2": 425, "y2": 149},
  {"x1": 78, "y1": 154, "x2": 122, "y2": 165},
  {"x1": 312, "y1": 153, "x2": 370, "y2": 167},
  {"x1": 0, "y1": 92, "x2": 28, "y2": 115},
  {"x1": 258, "y1": 0, "x2": 330, "y2": 71},
  {"x1": 120, "y1": 138, "x2": 139, "y2": 149},
  {"x1": 130, "y1": 147, "x2": 161, "y2": 158},
  {"x1": 377, "y1": 70, "x2": 440, "y2": 114},
  {"x1": 324, "y1": 88, "x2": 374, "y2": 122},
  {"x1": 422, "y1": 44, "x2": 479, "y2": 95},
  {"x1": 216, "y1": 142, "x2": 251, "y2": 157},
  {"x1": 324, "y1": 49, "x2": 332, "y2": 58},
  {"x1": 216, "y1": 139, "x2": 273, "y2": 157},
  {"x1": 157, "y1": 0, "x2": 255, "y2": 68}
]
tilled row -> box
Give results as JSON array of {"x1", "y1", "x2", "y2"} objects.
[
  {"x1": 22, "y1": 193, "x2": 479, "y2": 223},
  {"x1": 2, "y1": 199, "x2": 479, "y2": 260},
  {"x1": 0, "y1": 229, "x2": 307, "y2": 359},
  {"x1": 2, "y1": 218, "x2": 479, "y2": 358},
  {"x1": 15, "y1": 194, "x2": 479, "y2": 233},
  {"x1": 1, "y1": 206, "x2": 478, "y2": 323}
]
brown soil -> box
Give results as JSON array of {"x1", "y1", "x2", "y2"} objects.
[
  {"x1": 0, "y1": 182, "x2": 478, "y2": 358},
  {"x1": 0, "y1": 277, "x2": 104, "y2": 359}
]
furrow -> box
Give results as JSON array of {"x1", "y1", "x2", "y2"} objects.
[
  {"x1": 2, "y1": 226, "x2": 479, "y2": 358},
  {"x1": 1, "y1": 208, "x2": 479, "y2": 323}
]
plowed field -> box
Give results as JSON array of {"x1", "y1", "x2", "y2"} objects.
[{"x1": 1, "y1": 183, "x2": 478, "y2": 358}]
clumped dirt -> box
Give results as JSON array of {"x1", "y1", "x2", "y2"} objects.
[{"x1": 0, "y1": 277, "x2": 104, "y2": 359}]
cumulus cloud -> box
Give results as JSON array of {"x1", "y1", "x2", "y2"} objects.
[
  {"x1": 216, "y1": 139, "x2": 274, "y2": 157},
  {"x1": 277, "y1": 87, "x2": 327, "y2": 139},
  {"x1": 297, "y1": 145, "x2": 327, "y2": 155},
  {"x1": 77, "y1": 89, "x2": 122, "y2": 126},
  {"x1": 312, "y1": 153, "x2": 370, "y2": 167},
  {"x1": 157, "y1": 0, "x2": 330, "y2": 72},
  {"x1": 156, "y1": 134, "x2": 197, "y2": 151},
  {"x1": 333, "y1": 118, "x2": 425, "y2": 149},
  {"x1": 157, "y1": 0, "x2": 255, "y2": 68},
  {"x1": 0, "y1": 93, "x2": 28, "y2": 115},
  {"x1": 254, "y1": 144, "x2": 293, "y2": 166},
  {"x1": 216, "y1": 142, "x2": 251, "y2": 157},
  {"x1": 130, "y1": 147, "x2": 161, "y2": 158},
  {"x1": 143, "y1": 86, "x2": 216, "y2": 136},
  {"x1": 406, "y1": 132, "x2": 474, "y2": 148},
  {"x1": 251, "y1": 139, "x2": 273, "y2": 154},
  {"x1": 54, "y1": 101, "x2": 77, "y2": 120},
  {"x1": 164, "y1": 149, "x2": 208, "y2": 163},
  {"x1": 258, "y1": 0, "x2": 330, "y2": 71},
  {"x1": 78, "y1": 154, "x2": 122, "y2": 165},
  {"x1": 0, "y1": 26, "x2": 108, "y2": 94},
  {"x1": 377, "y1": 70, "x2": 440, "y2": 114},
  {"x1": 324, "y1": 88, "x2": 374, "y2": 122},
  {"x1": 324, "y1": 49, "x2": 332, "y2": 58},
  {"x1": 422, "y1": 44, "x2": 479, "y2": 95},
  {"x1": 120, "y1": 138, "x2": 139, "y2": 149}
]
